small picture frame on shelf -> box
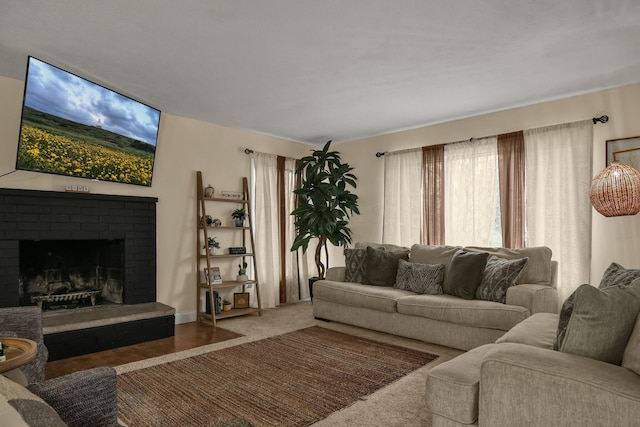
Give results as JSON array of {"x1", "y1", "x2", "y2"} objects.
[
  {"x1": 203, "y1": 267, "x2": 223, "y2": 285},
  {"x1": 234, "y1": 292, "x2": 250, "y2": 309}
]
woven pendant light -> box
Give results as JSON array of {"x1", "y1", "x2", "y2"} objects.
[{"x1": 590, "y1": 162, "x2": 640, "y2": 217}]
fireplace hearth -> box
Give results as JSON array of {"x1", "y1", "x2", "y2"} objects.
[{"x1": 0, "y1": 188, "x2": 173, "y2": 360}]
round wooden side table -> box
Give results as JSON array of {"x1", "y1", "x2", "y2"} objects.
[{"x1": 0, "y1": 337, "x2": 37, "y2": 385}]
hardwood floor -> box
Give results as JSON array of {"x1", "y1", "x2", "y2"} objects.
[{"x1": 45, "y1": 322, "x2": 242, "y2": 379}]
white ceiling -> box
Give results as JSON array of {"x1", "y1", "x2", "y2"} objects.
[{"x1": 1, "y1": 1, "x2": 640, "y2": 145}]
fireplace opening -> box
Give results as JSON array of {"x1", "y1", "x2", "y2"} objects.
[{"x1": 19, "y1": 239, "x2": 124, "y2": 311}]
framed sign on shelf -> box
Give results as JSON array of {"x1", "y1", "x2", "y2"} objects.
[
  {"x1": 203, "y1": 267, "x2": 222, "y2": 285},
  {"x1": 233, "y1": 292, "x2": 250, "y2": 309},
  {"x1": 606, "y1": 136, "x2": 640, "y2": 168}
]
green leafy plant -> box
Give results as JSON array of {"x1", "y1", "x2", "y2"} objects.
[
  {"x1": 231, "y1": 208, "x2": 246, "y2": 220},
  {"x1": 203, "y1": 236, "x2": 220, "y2": 249},
  {"x1": 291, "y1": 140, "x2": 359, "y2": 279}
]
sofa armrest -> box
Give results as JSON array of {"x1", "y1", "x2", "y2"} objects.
[
  {"x1": 28, "y1": 366, "x2": 119, "y2": 427},
  {"x1": 506, "y1": 283, "x2": 558, "y2": 314},
  {"x1": 326, "y1": 266, "x2": 346, "y2": 282},
  {"x1": 480, "y1": 343, "x2": 640, "y2": 426}
]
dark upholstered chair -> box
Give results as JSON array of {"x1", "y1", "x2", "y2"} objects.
[{"x1": 0, "y1": 306, "x2": 119, "y2": 427}]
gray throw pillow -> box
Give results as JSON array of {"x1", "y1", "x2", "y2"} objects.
[
  {"x1": 554, "y1": 262, "x2": 640, "y2": 351},
  {"x1": 365, "y1": 246, "x2": 409, "y2": 286},
  {"x1": 559, "y1": 282, "x2": 640, "y2": 365},
  {"x1": 442, "y1": 250, "x2": 489, "y2": 300},
  {"x1": 599, "y1": 262, "x2": 640, "y2": 289},
  {"x1": 394, "y1": 259, "x2": 444, "y2": 295},
  {"x1": 475, "y1": 256, "x2": 528, "y2": 304},
  {"x1": 344, "y1": 248, "x2": 368, "y2": 283}
]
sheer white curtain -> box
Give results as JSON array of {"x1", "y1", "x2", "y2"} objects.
[
  {"x1": 251, "y1": 153, "x2": 279, "y2": 308},
  {"x1": 444, "y1": 137, "x2": 500, "y2": 246},
  {"x1": 524, "y1": 120, "x2": 593, "y2": 303},
  {"x1": 283, "y1": 157, "x2": 312, "y2": 302},
  {"x1": 383, "y1": 148, "x2": 423, "y2": 247}
]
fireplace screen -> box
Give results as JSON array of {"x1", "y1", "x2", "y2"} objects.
[{"x1": 19, "y1": 240, "x2": 124, "y2": 310}]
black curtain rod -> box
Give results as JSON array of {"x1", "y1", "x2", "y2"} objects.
[{"x1": 375, "y1": 115, "x2": 609, "y2": 158}]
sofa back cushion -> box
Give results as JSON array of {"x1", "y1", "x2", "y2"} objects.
[
  {"x1": 464, "y1": 246, "x2": 552, "y2": 286},
  {"x1": 0, "y1": 375, "x2": 66, "y2": 427},
  {"x1": 355, "y1": 241, "x2": 410, "y2": 253},
  {"x1": 410, "y1": 244, "x2": 461, "y2": 275}
]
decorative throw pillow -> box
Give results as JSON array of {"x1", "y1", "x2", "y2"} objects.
[
  {"x1": 599, "y1": 262, "x2": 640, "y2": 289},
  {"x1": 344, "y1": 248, "x2": 368, "y2": 283},
  {"x1": 365, "y1": 246, "x2": 409, "y2": 286},
  {"x1": 394, "y1": 259, "x2": 445, "y2": 295},
  {"x1": 554, "y1": 263, "x2": 640, "y2": 351},
  {"x1": 559, "y1": 282, "x2": 640, "y2": 365},
  {"x1": 0, "y1": 374, "x2": 66, "y2": 427},
  {"x1": 622, "y1": 305, "x2": 640, "y2": 375},
  {"x1": 475, "y1": 256, "x2": 528, "y2": 304},
  {"x1": 442, "y1": 250, "x2": 489, "y2": 300}
]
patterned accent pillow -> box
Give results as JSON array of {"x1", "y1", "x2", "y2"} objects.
[
  {"x1": 554, "y1": 263, "x2": 640, "y2": 351},
  {"x1": 344, "y1": 248, "x2": 368, "y2": 283},
  {"x1": 475, "y1": 256, "x2": 528, "y2": 304},
  {"x1": 0, "y1": 375, "x2": 66, "y2": 427},
  {"x1": 394, "y1": 259, "x2": 445, "y2": 295},
  {"x1": 599, "y1": 262, "x2": 640, "y2": 289}
]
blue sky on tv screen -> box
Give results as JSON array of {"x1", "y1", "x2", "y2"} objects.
[{"x1": 23, "y1": 57, "x2": 160, "y2": 146}]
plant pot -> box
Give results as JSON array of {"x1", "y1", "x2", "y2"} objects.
[
  {"x1": 236, "y1": 274, "x2": 248, "y2": 282},
  {"x1": 223, "y1": 304, "x2": 232, "y2": 312},
  {"x1": 209, "y1": 248, "x2": 218, "y2": 255},
  {"x1": 309, "y1": 277, "x2": 321, "y2": 302},
  {"x1": 234, "y1": 220, "x2": 245, "y2": 227}
]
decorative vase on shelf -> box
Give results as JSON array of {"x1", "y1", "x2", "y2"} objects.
[
  {"x1": 209, "y1": 248, "x2": 218, "y2": 255},
  {"x1": 236, "y1": 274, "x2": 248, "y2": 282},
  {"x1": 204, "y1": 184, "x2": 215, "y2": 198},
  {"x1": 223, "y1": 302, "x2": 232, "y2": 312}
]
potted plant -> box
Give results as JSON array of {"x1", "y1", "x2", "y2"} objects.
[
  {"x1": 291, "y1": 140, "x2": 360, "y2": 288},
  {"x1": 222, "y1": 299, "x2": 232, "y2": 311},
  {"x1": 231, "y1": 208, "x2": 246, "y2": 227},
  {"x1": 203, "y1": 236, "x2": 220, "y2": 255},
  {"x1": 237, "y1": 262, "x2": 248, "y2": 281}
]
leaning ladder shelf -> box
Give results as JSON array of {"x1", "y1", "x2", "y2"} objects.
[{"x1": 196, "y1": 171, "x2": 262, "y2": 326}]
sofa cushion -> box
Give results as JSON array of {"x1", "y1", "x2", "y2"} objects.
[
  {"x1": 393, "y1": 259, "x2": 444, "y2": 295},
  {"x1": 475, "y1": 256, "x2": 528, "y2": 304},
  {"x1": 559, "y1": 281, "x2": 640, "y2": 365},
  {"x1": 442, "y1": 250, "x2": 489, "y2": 300},
  {"x1": 344, "y1": 248, "x2": 368, "y2": 284},
  {"x1": 365, "y1": 246, "x2": 409, "y2": 286},
  {"x1": 495, "y1": 312, "x2": 558, "y2": 349},
  {"x1": 409, "y1": 244, "x2": 461, "y2": 276},
  {"x1": 397, "y1": 294, "x2": 529, "y2": 330},
  {"x1": 355, "y1": 241, "x2": 410, "y2": 253},
  {"x1": 426, "y1": 344, "x2": 495, "y2": 424},
  {"x1": 622, "y1": 313, "x2": 640, "y2": 375},
  {"x1": 0, "y1": 374, "x2": 66, "y2": 427},
  {"x1": 313, "y1": 280, "x2": 413, "y2": 313},
  {"x1": 464, "y1": 246, "x2": 552, "y2": 286}
]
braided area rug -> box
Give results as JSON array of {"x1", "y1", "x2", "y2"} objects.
[{"x1": 117, "y1": 326, "x2": 437, "y2": 427}]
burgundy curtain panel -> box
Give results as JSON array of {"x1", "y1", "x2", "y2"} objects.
[
  {"x1": 497, "y1": 131, "x2": 525, "y2": 248},
  {"x1": 422, "y1": 145, "x2": 445, "y2": 245},
  {"x1": 276, "y1": 156, "x2": 287, "y2": 303}
]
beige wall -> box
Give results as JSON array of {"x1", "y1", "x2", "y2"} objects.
[
  {"x1": 0, "y1": 75, "x2": 309, "y2": 322},
  {"x1": 337, "y1": 83, "x2": 640, "y2": 284},
  {"x1": 3, "y1": 71, "x2": 640, "y2": 318}
]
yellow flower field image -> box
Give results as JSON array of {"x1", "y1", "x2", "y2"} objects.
[{"x1": 18, "y1": 125, "x2": 154, "y2": 186}]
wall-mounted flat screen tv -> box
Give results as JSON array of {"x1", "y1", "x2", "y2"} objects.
[{"x1": 16, "y1": 57, "x2": 161, "y2": 187}]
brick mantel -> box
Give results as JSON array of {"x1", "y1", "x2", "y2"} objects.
[{"x1": 0, "y1": 188, "x2": 158, "y2": 307}]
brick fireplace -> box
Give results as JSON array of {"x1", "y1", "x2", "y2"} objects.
[{"x1": 0, "y1": 188, "x2": 174, "y2": 359}]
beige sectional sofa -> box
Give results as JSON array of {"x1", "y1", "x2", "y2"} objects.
[
  {"x1": 426, "y1": 311, "x2": 640, "y2": 426},
  {"x1": 312, "y1": 243, "x2": 558, "y2": 351}
]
